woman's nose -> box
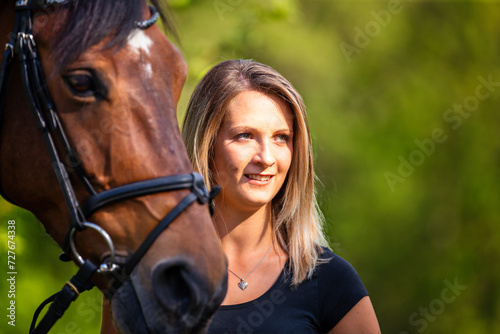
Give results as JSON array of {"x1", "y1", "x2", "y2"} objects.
[{"x1": 253, "y1": 141, "x2": 276, "y2": 168}]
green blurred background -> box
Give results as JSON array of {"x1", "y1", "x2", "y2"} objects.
[{"x1": 1, "y1": 0, "x2": 499, "y2": 333}]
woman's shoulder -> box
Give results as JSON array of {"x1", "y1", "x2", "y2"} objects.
[
  {"x1": 314, "y1": 246, "x2": 368, "y2": 299},
  {"x1": 314, "y1": 246, "x2": 369, "y2": 330}
]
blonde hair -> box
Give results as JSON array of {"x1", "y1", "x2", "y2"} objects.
[{"x1": 182, "y1": 59, "x2": 328, "y2": 285}]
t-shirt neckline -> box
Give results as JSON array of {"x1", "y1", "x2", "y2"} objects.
[{"x1": 218, "y1": 259, "x2": 290, "y2": 310}]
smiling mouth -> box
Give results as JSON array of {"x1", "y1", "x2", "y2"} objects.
[{"x1": 246, "y1": 174, "x2": 273, "y2": 181}]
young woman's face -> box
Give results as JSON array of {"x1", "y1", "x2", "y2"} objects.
[{"x1": 212, "y1": 90, "x2": 294, "y2": 212}]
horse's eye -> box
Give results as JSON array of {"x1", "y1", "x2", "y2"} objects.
[{"x1": 63, "y1": 73, "x2": 96, "y2": 97}]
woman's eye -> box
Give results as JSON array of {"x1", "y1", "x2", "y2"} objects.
[
  {"x1": 276, "y1": 134, "x2": 289, "y2": 143},
  {"x1": 236, "y1": 133, "x2": 252, "y2": 140},
  {"x1": 64, "y1": 73, "x2": 96, "y2": 97}
]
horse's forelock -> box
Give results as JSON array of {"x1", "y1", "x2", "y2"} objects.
[{"x1": 51, "y1": 0, "x2": 176, "y2": 69}]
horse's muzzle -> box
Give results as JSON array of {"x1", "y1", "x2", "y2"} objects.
[{"x1": 111, "y1": 257, "x2": 227, "y2": 334}]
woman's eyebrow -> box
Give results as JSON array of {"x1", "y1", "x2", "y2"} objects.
[
  {"x1": 229, "y1": 125, "x2": 256, "y2": 132},
  {"x1": 275, "y1": 128, "x2": 294, "y2": 133}
]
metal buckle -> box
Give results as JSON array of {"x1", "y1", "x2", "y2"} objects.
[
  {"x1": 64, "y1": 281, "x2": 80, "y2": 297},
  {"x1": 4, "y1": 43, "x2": 14, "y2": 55},
  {"x1": 70, "y1": 222, "x2": 119, "y2": 273}
]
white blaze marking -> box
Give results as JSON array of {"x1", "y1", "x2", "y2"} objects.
[
  {"x1": 128, "y1": 29, "x2": 153, "y2": 56},
  {"x1": 144, "y1": 63, "x2": 153, "y2": 79},
  {"x1": 128, "y1": 29, "x2": 153, "y2": 79}
]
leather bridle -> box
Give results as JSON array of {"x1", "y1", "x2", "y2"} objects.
[{"x1": 0, "y1": 1, "x2": 218, "y2": 333}]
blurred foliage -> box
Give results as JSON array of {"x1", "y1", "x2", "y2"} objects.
[{"x1": 1, "y1": 0, "x2": 499, "y2": 333}]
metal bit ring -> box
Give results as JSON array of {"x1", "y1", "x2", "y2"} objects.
[{"x1": 70, "y1": 222, "x2": 118, "y2": 273}]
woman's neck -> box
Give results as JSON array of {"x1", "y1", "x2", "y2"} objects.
[{"x1": 213, "y1": 204, "x2": 274, "y2": 257}]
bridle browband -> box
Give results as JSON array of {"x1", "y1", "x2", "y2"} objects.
[{"x1": 0, "y1": 1, "x2": 218, "y2": 333}]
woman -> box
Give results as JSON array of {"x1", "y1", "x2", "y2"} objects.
[{"x1": 182, "y1": 59, "x2": 380, "y2": 333}]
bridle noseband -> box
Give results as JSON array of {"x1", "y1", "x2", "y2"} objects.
[{"x1": 0, "y1": 1, "x2": 218, "y2": 333}]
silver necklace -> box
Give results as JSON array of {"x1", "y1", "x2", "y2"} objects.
[
  {"x1": 227, "y1": 242, "x2": 274, "y2": 291},
  {"x1": 212, "y1": 204, "x2": 274, "y2": 291}
]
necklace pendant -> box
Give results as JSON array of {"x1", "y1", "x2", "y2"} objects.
[{"x1": 238, "y1": 280, "x2": 248, "y2": 291}]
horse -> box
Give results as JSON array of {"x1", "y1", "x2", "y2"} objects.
[{"x1": 0, "y1": 0, "x2": 227, "y2": 333}]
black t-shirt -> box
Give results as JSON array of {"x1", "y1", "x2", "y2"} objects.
[{"x1": 207, "y1": 247, "x2": 368, "y2": 334}]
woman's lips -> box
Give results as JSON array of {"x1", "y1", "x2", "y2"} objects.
[{"x1": 245, "y1": 174, "x2": 273, "y2": 182}]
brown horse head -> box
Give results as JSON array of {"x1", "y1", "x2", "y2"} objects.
[{"x1": 0, "y1": 0, "x2": 226, "y2": 332}]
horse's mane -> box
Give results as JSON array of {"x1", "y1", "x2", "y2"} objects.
[{"x1": 52, "y1": 0, "x2": 176, "y2": 69}]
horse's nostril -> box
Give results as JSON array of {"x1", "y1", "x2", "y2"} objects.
[{"x1": 152, "y1": 259, "x2": 206, "y2": 319}]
